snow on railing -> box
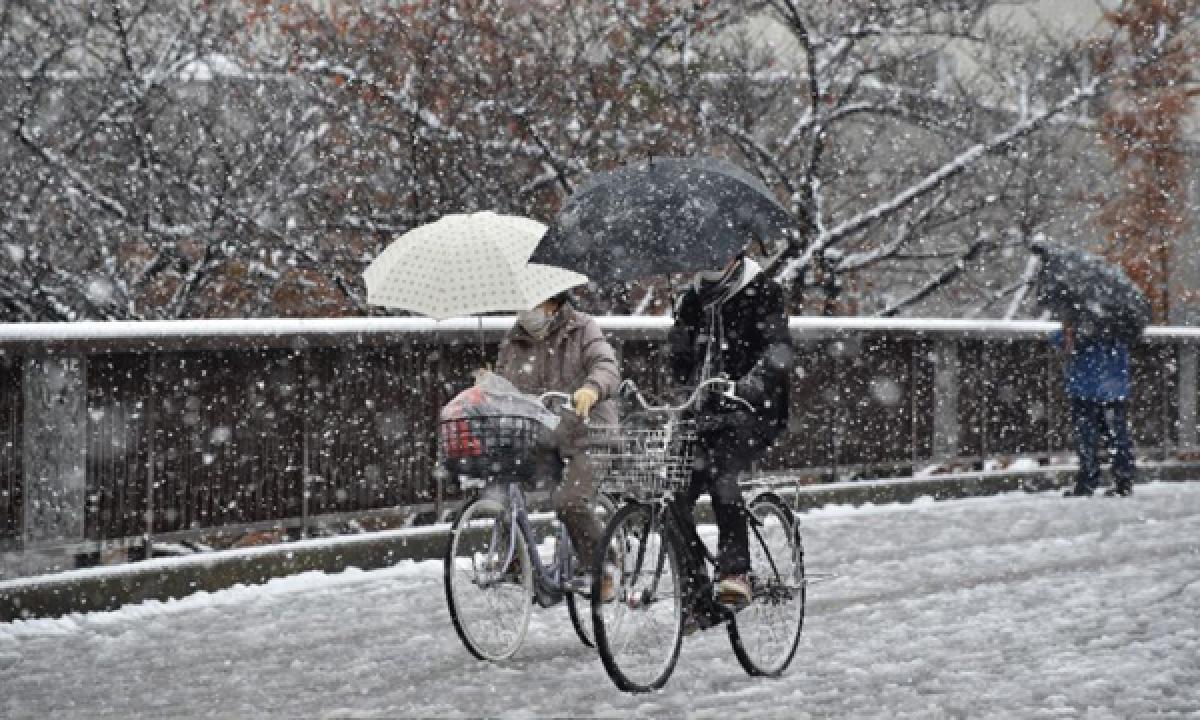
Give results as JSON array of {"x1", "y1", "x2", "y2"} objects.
[{"x1": 0, "y1": 316, "x2": 1196, "y2": 347}]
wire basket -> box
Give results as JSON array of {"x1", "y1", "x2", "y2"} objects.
[
  {"x1": 438, "y1": 415, "x2": 543, "y2": 482},
  {"x1": 587, "y1": 421, "x2": 696, "y2": 499}
]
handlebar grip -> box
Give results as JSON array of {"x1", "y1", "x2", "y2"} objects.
[
  {"x1": 618, "y1": 379, "x2": 640, "y2": 401},
  {"x1": 538, "y1": 391, "x2": 574, "y2": 410}
]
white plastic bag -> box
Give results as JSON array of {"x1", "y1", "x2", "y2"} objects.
[{"x1": 439, "y1": 370, "x2": 560, "y2": 430}]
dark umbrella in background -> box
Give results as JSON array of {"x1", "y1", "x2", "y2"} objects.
[
  {"x1": 531, "y1": 156, "x2": 797, "y2": 283},
  {"x1": 1030, "y1": 238, "x2": 1151, "y2": 342}
]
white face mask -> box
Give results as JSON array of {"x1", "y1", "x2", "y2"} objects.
[{"x1": 516, "y1": 306, "x2": 555, "y2": 339}]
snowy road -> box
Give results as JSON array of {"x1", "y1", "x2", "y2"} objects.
[{"x1": 3, "y1": 483, "x2": 1200, "y2": 719}]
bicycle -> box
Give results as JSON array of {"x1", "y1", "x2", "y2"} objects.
[
  {"x1": 440, "y1": 401, "x2": 615, "y2": 662},
  {"x1": 586, "y1": 378, "x2": 807, "y2": 693}
]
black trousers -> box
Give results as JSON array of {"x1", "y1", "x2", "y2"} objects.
[
  {"x1": 1070, "y1": 396, "x2": 1135, "y2": 491},
  {"x1": 673, "y1": 416, "x2": 779, "y2": 594}
]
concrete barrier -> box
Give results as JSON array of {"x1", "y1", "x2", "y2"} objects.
[{"x1": 3, "y1": 464, "x2": 1196, "y2": 623}]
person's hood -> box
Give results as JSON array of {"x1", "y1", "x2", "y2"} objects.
[{"x1": 728, "y1": 256, "x2": 762, "y2": 296}]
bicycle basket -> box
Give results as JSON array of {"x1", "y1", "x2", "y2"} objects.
[
  {"x1": 587, "y1": 421, "x2": 696, "y2": 499},
  {"x1": 438, "y1": 415, "x2": 543, "y2": 480}
]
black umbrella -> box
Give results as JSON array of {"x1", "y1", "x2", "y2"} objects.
[
  {"x1": 1030, "y1": 239, "x2": 1151, "y2": 342},
  {"x1": 531, "y1": 156, "x2": 797, "y2": 283}
]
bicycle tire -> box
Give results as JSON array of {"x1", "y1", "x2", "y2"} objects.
[
  {"x1": 728, "y1": 493, "x2": 806, "y2": 677},
  {"x1": 444, "y1": 495, "x2": 533, "y2": 661},
  {"x1": 591, "y1": 501, "x2": 684, "y2": 693},
  {"x1": 566, "y1": 491, "x2": 617, "y2": 648}
]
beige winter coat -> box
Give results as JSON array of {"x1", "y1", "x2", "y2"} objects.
[{"x1": 495, "y1": 305, "x2": 620, "y2": 425}]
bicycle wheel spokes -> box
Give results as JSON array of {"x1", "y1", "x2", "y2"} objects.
[
  {"x1": 729, "y1": 495, "x2": 806, "y2": 677},
  {"x1": 592, "y1": 502, "x2": 683, "y2": 693},
  {"x1": 444, "y1": 496, "x2": 533, "y2": 661}
]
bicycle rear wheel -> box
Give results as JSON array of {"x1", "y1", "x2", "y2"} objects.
[
  {"x1": 591, "y1": 501, "x2": 684, "y2": 693},
  {"x1": 444, "y1": 495, "x2": 533, "y2": 661},
  {"x1": 566, "y1": 491, "x2": 617, "y2": 648},
  {"x1": 728, "y1": 493, "x2": 806, "y2": 677}
]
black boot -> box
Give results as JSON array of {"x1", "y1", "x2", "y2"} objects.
[{"x1": 1063, "y1": 484, "x2": 1095, "y2": 497}]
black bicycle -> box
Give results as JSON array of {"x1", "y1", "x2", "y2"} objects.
[{"x1": 587, "y1": 378, "x2": 807, "y2": 693}]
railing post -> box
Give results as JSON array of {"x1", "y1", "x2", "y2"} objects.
[
  {"x1": 145, "y1": 355, "x2": 156, "y2": 557},
  {"x1": 1179, "y1": 344, "x2": 1197, "y2": 453},
  {"x1": 301, "y1": 352, "x2": 311, "y2": 539},
  {"x1": 932, "y1": 337, "x2": 960, "y2": 461},
  {"x1": 21, "y1": 356, "x2": 87, "y2": 567}
]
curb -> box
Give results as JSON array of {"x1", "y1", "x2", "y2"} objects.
[
  {"x1": 3, "y1": 464, "x2": 1196, "y2": 623},
  {"x1": 0, "y1": 528, "x2": 452, "y2": 623}
]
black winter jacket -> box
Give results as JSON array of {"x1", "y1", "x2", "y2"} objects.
[{"x1": 668, "y1": 259, "x2": 793, "y2": 433}]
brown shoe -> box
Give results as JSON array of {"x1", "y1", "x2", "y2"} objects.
[
  {"x1": 716, "y1": 574, "x2": 752, "y2": 608},
  {"x1": 599, "y1": 577, "x2": 614, "y2": 603},
  {"x1": 598, "y1": 564, "x2": 618, "y2": 603},
  {"x1": 577, "y1": 565, "x2": 618, "y2": 601}
]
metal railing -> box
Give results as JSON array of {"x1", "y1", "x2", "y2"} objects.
[{"x1": 0, "y1": 317, "x2": 1196, "y2": 570}]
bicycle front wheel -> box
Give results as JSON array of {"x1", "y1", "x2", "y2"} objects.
[
  {"x1": 444, "y1": 495, "x2": 533, "y2": 662},
  {"x1": 591, "y1": 501, "x2": 684, "y2": 693},
  {"x1": 728, "y1": 493, "x2": 806, "y2": 677}
]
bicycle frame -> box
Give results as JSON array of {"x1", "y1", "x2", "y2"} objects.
[
  {"x1": 612, "y1": 463, "x2": 800, "y2": 610},
  {"x1": 614, "y1": 493, "x2": 799, "y2": 634},
  {"x1": 480, "y1": 482, "x2": 581, "y2": 608}
]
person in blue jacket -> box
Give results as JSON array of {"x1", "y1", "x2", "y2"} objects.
[{"x1": 1053, "y1": 323, "x2": 1136, "y2": 497}]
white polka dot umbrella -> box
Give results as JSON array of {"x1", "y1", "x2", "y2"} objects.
[{"x1": 363, "y1": 212, "x2": 589, "y2": 319}]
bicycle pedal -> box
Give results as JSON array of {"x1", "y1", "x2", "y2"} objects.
[
  {"x1": 717, "y1": 598, "x2": 750, "y2": 612},
  {"x1": 683, "y1": 602, "x2": 731, "y2": 636}
]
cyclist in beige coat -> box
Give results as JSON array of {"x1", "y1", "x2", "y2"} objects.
[{"x1": 495, "y1": 293, "x2": 620, "y2": 589}]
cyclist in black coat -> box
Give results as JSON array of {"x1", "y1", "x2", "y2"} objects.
[{"x1": 668, "y1": 252, "x2": 794, "y2": 629}]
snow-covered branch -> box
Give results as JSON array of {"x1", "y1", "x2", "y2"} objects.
[
  {"x1": 878, "y1": 237, "x2": 991, "y2": 317},
  {"x1": 782, "y1": 71, "x2": 1108, "y2": 283},
  {"x1": 1003, "y1": 254, "x2": 1042, "y2": 320}
]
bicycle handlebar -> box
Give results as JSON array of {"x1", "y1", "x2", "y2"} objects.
[
  {"x1": 541, "y1": 379, "x2": 755, "y2": 418},
  {"x1": 538, "y1": 391, "x2": 575, "y2": 414},
  {"x1": 619, "y1": 377, "x2": 754, "y2": 415}
]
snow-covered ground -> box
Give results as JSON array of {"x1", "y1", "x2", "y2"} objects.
[{"x1": 2, "y1": 483, "x2": 1199, "y2": 719}]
